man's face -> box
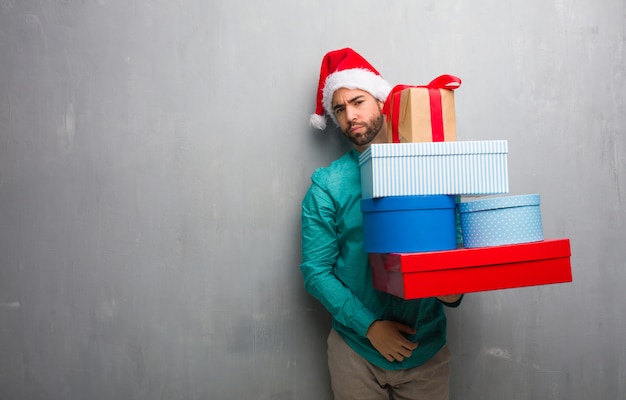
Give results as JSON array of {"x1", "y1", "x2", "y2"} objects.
[{"x1": 331, "y1": 88, "x2": 385, "y2": 151}]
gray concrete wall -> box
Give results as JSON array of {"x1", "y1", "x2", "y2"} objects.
[{"x1": 0, "y1": 1, "x2": 624, "y2": 399}]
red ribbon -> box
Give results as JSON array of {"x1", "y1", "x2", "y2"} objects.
[{"x1": 382, "y1": 74, "x2": 462, "y2": 143}]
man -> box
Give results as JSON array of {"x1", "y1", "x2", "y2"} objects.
[{"x1": 300, "y1": 48, "x2": 462, "y2": 400}]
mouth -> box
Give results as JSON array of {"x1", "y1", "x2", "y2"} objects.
[{"x1": 350, "y1": 124, "x2": 365, "y2": 134}]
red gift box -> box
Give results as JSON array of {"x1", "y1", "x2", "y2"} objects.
[{"x1": 369, "y1": 238, "x2": 572, "y2": 299}]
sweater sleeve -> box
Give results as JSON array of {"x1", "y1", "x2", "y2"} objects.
[
  {"x1": 438, "y1": 294, "x2": 464, "y2": 308},
  {"x1": 300, "y1": 181, "x2": 378, "y2": 337}
]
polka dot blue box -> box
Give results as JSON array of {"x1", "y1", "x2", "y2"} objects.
[
  {"x1": 361, "y1": 195, "x2": 458, "y2": 254},
  {"x1": 459, "y1": 194, "x2": 543, "y2": 248}
]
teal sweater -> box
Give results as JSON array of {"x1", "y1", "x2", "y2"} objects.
[{"x1": 301, "y1": 149, "x2": 460, "y2": 370}]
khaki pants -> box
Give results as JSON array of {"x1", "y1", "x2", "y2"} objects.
[{"x1": 327, "y1": 329, "x2": 451, "y2": 400}]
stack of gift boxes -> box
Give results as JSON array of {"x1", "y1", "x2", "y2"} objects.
[{"x1": 361, "y1": 76, "x2": 572, "y2": 299}]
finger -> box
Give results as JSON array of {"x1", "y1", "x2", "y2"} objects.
[
  {"x1": 395, "y1": 323, "x2": 417, "y2": 335},
  {"x1": 398, "y1": 347, "x2": 414, "y2": 358},
  {"x1": 395, "y1": 336, "x2": 418, "y2": 351},
  {"x1": 402, "y1": 341, "x2": 419, "y2": 351}
]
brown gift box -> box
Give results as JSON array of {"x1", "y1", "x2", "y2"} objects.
[{"x1": 384, "y1": 75, "x2": 461, "y2": 143}]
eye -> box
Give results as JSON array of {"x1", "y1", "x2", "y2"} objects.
[{"x1": 334, "y1": 106, "x2": 345, "y2": 116}]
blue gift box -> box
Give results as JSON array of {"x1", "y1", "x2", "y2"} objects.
[
  {"x1": 361, "y1": 195, "x2": 458, "y2": 253},
  {"x1": 459, "y1": 194, "x2": 543, "y2": 248}
]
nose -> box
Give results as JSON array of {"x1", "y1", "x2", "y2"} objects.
[{"x1": 345, "y1": 105, "x2": 358, "y2": 123}]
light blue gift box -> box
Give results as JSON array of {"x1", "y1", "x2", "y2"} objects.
[
  {"x1": 459, "y1": 194, "x2": 543, "y2": 248},
  {"x1": 359, "y1": 140, "x2": 509, "y2": 199}
]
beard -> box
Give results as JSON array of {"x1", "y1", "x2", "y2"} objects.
[{"x1": 342, "y1": 109, "x2": 384, "y2": 147}]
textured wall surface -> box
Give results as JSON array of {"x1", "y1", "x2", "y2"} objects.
[{"x1": 0, "y1": 1, "x2": 624, "y2": 399}]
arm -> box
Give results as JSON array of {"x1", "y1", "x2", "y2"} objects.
[
  {"x1": 300, "y1": 182, "x2": 378, "y2": 337},
  {"x1": 301, "y1": 180, "x2": 420, "y2": 361}
]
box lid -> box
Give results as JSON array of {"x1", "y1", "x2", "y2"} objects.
[
  {"x1": 361, "y1": 195, "x2": 456, "y2": 213},
  {"x1": 371, "y1": 238, "x2": 571, "y2": 273},
  {"x1": 458, "y1": 194, "x2": 540, "y2": 213},
  {"x1": 359, "y1": 140, "x2": 508, "y2": 165}
]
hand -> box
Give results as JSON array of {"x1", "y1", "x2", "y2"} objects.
[
  {"x1": 366, "y1": 320, "x2": 418, "y2": 362},
  {"x1": 437, "y1": 294, "x2": 463, "y2": 304}
]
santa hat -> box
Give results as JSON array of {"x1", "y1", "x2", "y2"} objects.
[{"x1": 310, "y1": 48, "x2": 392, "y2": 130}]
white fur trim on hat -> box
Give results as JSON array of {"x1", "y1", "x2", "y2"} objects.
[{"x1": 322, "y1": 68, "x2": 392, "y2": 127}]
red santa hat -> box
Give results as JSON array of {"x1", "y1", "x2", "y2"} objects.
[{"x1": 309, "y1": 48, "x2": 392, "y2": 130}]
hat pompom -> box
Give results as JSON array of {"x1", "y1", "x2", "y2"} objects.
[{"x1": 309, "y1": 113, "x2": 327, "y2": 130}]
